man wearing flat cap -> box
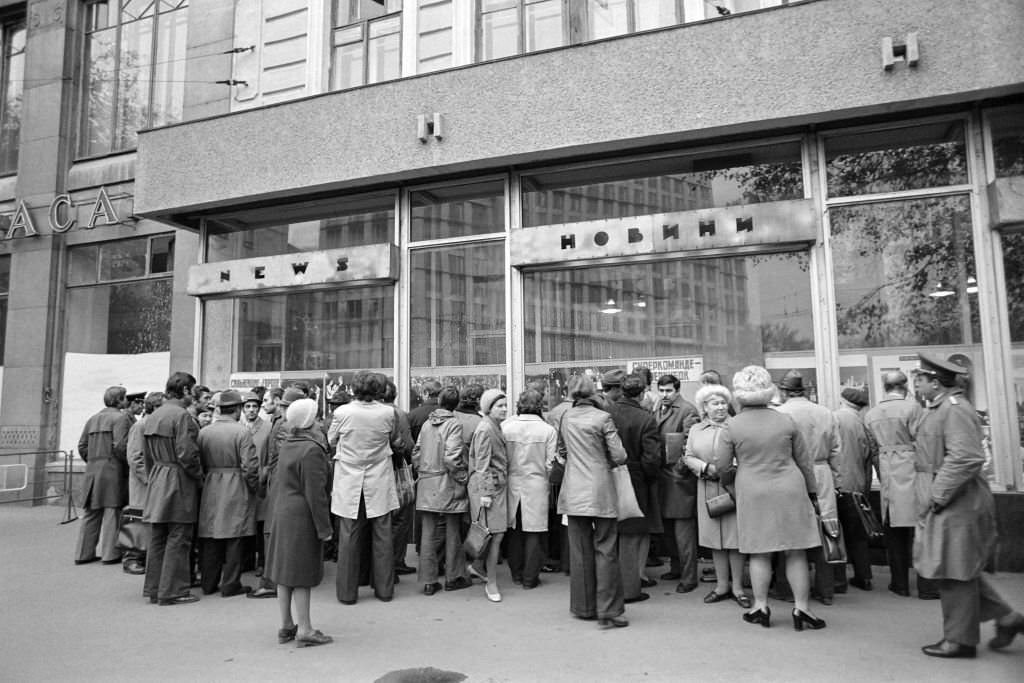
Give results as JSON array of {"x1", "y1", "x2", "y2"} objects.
[
  {"x1": 912, "y1": 352, "x2": 1024, "y2": 658},
  {"x1": 196, "y1": 390, "x2": 260, "y2": 597},
  {"x1": 600, "y1": 369, "x2": 625, "y2": 413},
  {"x1": 863, "y1": 371, "x2": 937, "y2": 599},
  {"x1": 833, "y1": 386, "x2": 878, "y2": 594}
]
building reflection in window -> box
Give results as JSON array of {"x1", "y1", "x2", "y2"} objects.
[{"x1": 523, "y1": 251, "x2": 812, "y2": 401}]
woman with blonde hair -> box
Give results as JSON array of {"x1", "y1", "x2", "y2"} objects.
[
  {"x1": 715, "y1": 365, "x2": 825, "y2": 631},
  {"x1": 679, "y1": 383, "x2": 751, "y2": 609}
]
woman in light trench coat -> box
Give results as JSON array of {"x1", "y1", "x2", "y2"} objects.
[{"x1": 502, "y1": 389, "x2": 558, "y2": 590}]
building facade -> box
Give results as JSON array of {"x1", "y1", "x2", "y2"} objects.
[{"x1": 1, "y1": 0, "x2": 1023, "y2": 564}]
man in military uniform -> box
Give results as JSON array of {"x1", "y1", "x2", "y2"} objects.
[
  {"x1": 863, "y1": 371, "x2": 938, "y2": 599},
  {"x1": 912, "y1": 352, "x2": 1024, "y2": 657}
]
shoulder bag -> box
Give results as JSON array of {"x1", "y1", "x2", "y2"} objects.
[{"x1": 612, "y1": 465, "x2": 644, "y2": 521}]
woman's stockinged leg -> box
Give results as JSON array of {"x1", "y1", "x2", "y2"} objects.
[
  {"x1": 486, "y1": 532, "x2": 505, "y2": 592},
  {"x1": 278, "y1": 586, "x2": 294, "y2": 629},
  {"x1": 728, "y1": 551, "x2": 746, "y2": 595},
  {"x1": 785, "y1": 550, "x2": 812, "y2": 614},
  {"x1": 294, "y1": 587, "x2": 314, "y2": 636},
  {"x1": 748, "y1": 553, "x2": 771, "y2": 610},
  {"x1": 712, "y1": 549, "x2": 731, "y2": 595}
]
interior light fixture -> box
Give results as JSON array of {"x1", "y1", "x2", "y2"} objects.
[
  {"x1": 927, "y1": 280, "x2": 955, "y2": 298},
  {"x1": 966, "y1": 276, "x2": 978, "y2": 295},
  {"x1": 634, "y1": 294, "x2": 647, "y2": 309},
  {"x1": 600, "y1": 298, "x2": 622, "y2": 314}
]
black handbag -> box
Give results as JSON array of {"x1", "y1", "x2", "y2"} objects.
[
  {"x1": 462, "y1": 508, "x2": 492, "y2": 560},
  {"x1": 850, "y1": 491, "x2": 885, "y2": 543},
  {"x1": 818, "y1": 516, "x2": 847, "y2": 564}
]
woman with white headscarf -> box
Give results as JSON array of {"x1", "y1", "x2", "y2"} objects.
[
  {"x1": 265, "y1": 398, "x2": 333, "y2": 647},
  {"x1": 715, "y1": 365, "x2": 825, "y2": 632}
]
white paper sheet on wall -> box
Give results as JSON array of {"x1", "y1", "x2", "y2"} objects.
[{"x1": 59, "y1": 352, "x2": 170, "y2": 457}]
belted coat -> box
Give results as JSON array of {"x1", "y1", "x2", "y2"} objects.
[
  {"x1": 197, "y1": 416, "x2": 260, "y2": 538},
  {"x1": 142, "y1": 398, "x2": 201, "y2": 524},
  {"x1": 468, "y1": 415, "x2": 509, "y2": 533},
  {"x1": 864, "y1": 395, "x2": 925, "y2": 527},
  {"x1": 78, "y1": 407, "x2": 132, "y2": 510},
  {"x1": 912, "y1": 389, "x2": 996, "y2": 581}
]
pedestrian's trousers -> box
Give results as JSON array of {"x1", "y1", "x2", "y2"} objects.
[
  {"x1": 937, "y1": 574, "x2": 1014, "y2": 646},
  {"x1": 75, "y1": 506, "x2": 122, "y2": 563},
  {"x1": 336, "y1": 494, "x2": 393, "y2": 603},
  {"x1": 145, "y1": 522, "x2": 193, "y2": 600},
  {"x1": 567, "y1": 516, "x2": 624, "y2": 620}
]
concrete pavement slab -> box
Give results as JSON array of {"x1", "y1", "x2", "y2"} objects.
[{"x1": 1, "y1": 506, "x2": 1021, "y2": 682}]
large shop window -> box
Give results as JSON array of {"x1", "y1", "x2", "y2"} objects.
[
  {"x1": 1002, "y1": 231, "x2": 1024, "y2": 484},
  {"x1": 65, "y1": 235, "x2": 176, "y2": 354},
  {"x1": 204, "y1": 286, "x2": 395, "y2": 376},
  {"x1": 410, "y1": 242, "x2": 506, "y2": 393},
  {"x1": 521, "y1": 142, "x2": 803, "y2": 227},
  {"x1": 331, "y1": 0, "x2": 402, "y2": 90},
  {"x1": 80, "y1": 0, "x2": 189, "y2": 157},
  {"x1": 0, "y1": 14, "x2": 26, "y2": 175},
  {"x1": 523, "y1": 253, "x2": 812, "y2": 402},
  {"x1": 0, "y1": 255, "x2": 9, "y2": 363},
  {"x1": 206, "y1": 192, "x2": 394, "y2": 261}
]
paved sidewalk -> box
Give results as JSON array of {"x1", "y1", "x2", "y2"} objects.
[{"x1": 1, "y1": 505, "x2": 1021, "y2": 682}]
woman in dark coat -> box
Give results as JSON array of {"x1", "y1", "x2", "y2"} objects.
[
  {"x1": 266, "y1": 399, "x2": 333, "y2": 647},
  {"x1": 715, "y1": 366, "x2": 825, "y2": 631}
]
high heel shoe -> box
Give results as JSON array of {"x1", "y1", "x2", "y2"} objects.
[
  {"x1": 792, "y1": 608, "x2": 826, "y2": 631},
  {"x1": 742, "y1": 607, "x2": 771, "y2": 628}
]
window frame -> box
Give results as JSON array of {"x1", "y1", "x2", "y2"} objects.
[
  {"x1": 66, "y1": 234, "x2": 177, "y2": 288},
  {"x1": 330, "y1": 0, "x2": 403, "y2": 91},
  {"x1": 78, "y1": 0, "x2": 190, "y2": 159},
  {"x1": 0, "y1": 11, "x2": 26, "y2": 175}
]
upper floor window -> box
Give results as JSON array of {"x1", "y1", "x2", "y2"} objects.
[
  {"x1": 0, "y1": 15, "x2": 26, "y2": 174},
  {"x1": 331, "y1": 0, "x2": 401, "y2": 90},
  {"x1": 80, "y1": 0, "x2": 189, "y2": 157},
  {"x1": 478, "y1": 0, "x2": 563, "y2": 61}
]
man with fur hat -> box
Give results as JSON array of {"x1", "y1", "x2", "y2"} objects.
[
  {"x1": 776, "y1": 370, "x2": 841, "y2": 604},
  {"x1": 196, "y1": 390, "x2": 260, "y2": 597},
  {"x1": 833, "y1": 385, "x2": 878, "y2": 593},
  {"x1": 912, "y1": 353, "x2": 1024, "y2": 658}
]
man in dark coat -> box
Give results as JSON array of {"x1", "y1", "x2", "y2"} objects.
[
  {"x1": 912, "y1": 353, "x2": 1024, "y2": 658},
  {"x1": 142, "y1": 371, "x2": 201, "y2": 605},
  {"x1": 196, "y1": 390, "x2": 259, "y2": 597},
  {"x1": 75, "y1": 386, "x2": 132, "y2": 565},
  {"x1": 610, "y1": 374, "x2": 662, "y2": 603},
  {"x1": 833, "y1": 386, "x2": 878, "y2": 593},
  {"x1": 653, "y1": 374, "x2": 700, "y2": 592}
]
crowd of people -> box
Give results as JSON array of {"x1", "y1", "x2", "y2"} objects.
[{"x1": 72, "y1": 357, "x2": 1024, "y2": 656}]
